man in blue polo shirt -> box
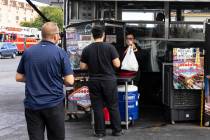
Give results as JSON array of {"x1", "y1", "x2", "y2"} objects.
[{"x1": 16, "y1": 22, "x2": 74, "y2": 140}]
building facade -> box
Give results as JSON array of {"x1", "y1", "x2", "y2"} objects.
[
  {"x1": 0, "y1": 0, "x2": 48, "y2": 28},
  {"x1": 49, "y1": 0, "x2": 63, "y2": 6}
]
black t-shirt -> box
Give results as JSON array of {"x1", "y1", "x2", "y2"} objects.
[{"x1": 80, "y1": 42, "x2": 119, "y2": 80}]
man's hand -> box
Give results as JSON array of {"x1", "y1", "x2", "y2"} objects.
[
  {"x1": 80, "y1": 62, "x2": 88, "y2": 70},
  {"x1": 64, "y1": 75, "x2": 74, "y2": 86},
  {"x1": 125, "y1": 44, "x2": 137, "y2": 53},
  {"x1": 16, "y1": 73, "x2": 26, "y2": 82},
  {"x1": 129, "y1": 44, "x2": 138, "y2": 52}
]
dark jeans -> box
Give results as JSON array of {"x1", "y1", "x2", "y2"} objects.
[
  {"x1": 88, "y1": 80, "x2": 122, "y2": 134},
  {"x1": 25, "y1": 102, "x2": 65, "y2": 140}
]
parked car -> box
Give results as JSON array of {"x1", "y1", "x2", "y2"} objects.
[{"x1": 0, "y1": 42, "x2": 18, "y2": 59}]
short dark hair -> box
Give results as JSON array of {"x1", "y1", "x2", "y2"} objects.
[
  {"x1": 91, "y1": 25, "x2": 105, "y2": 40},
  {"x1": 126, "y1": 32, "x2": 136, "y2": 39}
]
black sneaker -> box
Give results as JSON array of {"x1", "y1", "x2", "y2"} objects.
[
  {"x1": 112, "y1": 130, "x2": 124, "y2": 136},
  {"x1": 94, "y1": 133, "x2": 106, "y2": 138}
]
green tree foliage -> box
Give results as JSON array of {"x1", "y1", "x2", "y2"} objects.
[{"x1": 20, "y1": 6, "x2": 63, "y2": 30}]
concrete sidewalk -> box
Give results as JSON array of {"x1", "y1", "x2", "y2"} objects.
[
  {"x1": 1, "y1": 115, "x2": 210, "y2": 140},
  {"x1": 1, "y1": 57, "x2": 210, "y2": 140}
]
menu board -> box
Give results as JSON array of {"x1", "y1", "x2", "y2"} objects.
[
  {"x1": 105, "y1": 35, "x2": 116, "y2": 43},
  {"x1": 173, "y1": 48, "x2": 204, "y2": 89},
  {"x1": 66, "y1": 27, "x2": 92, "y2": 70},
  {"x1": 68, "y1": 86, "x2": 91, "y2": 108}
]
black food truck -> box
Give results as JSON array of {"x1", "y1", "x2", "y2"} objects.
[
  {"x1": 27, "y1": 0, "x2": 210, "y2": 128},
  {"x1": 62, "y1": 0, "x2": 210, "y2": 127}
]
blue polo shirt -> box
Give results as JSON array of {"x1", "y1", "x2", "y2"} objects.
[{"x1": 17, "y1": 40, "x2": 73, "y2": 110}]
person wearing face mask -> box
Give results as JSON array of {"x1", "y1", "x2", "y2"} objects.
[
  {"x1": 118, "y1": 32, "x2": 148, "y2": 84},
  {"x1": 16, "y1": 22, "x2": 74, "y2": 140}
]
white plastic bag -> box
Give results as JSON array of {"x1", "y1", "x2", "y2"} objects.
[{"x1": 121, "y1": 47, "x2": 139, "y2": 71}]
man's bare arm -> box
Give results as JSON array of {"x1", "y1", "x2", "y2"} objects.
[
  {"x1": 16, "y1": 73, "x2": 26, "y2": 82},
  {"x1": 80, "y1": 62, "x2": 88, "y2": 70},
  {"x1": 112, "y1": 58, "x2": 121, "y2": 68},
  {"x1": 64, "y1": 75, "x2": 74, "y2": 86}
]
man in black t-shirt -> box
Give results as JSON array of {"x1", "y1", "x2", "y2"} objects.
[{"x1": 80, "y1": 25, "x2": 123, "y2": 138}]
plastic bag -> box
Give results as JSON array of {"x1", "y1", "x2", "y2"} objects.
[{"x1": 121, "y1": 47, "x2": 139, "y2": 72}]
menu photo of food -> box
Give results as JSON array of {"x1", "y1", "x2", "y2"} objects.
[
  {"x1": 66, "y1": 28, "x2": 92, "y2": 70},
  {"x1": 173, "y1": 48, "x2": 204, "y2": 89}
]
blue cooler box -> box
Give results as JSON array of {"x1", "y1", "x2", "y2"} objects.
[{"x1": 118, "y1": 85, "x2": 140, "y2": 121}]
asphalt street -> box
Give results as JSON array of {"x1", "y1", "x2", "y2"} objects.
[{"x1": 0, "y1": 56, "x2": 210, "y2": 140}]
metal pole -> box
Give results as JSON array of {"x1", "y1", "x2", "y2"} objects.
[
  {"x1": 164, "y1": 2, "x2": 169, "y2": 39},
  {"x1": 200, "y1": 76, "x2": 205, "y2": 127},
  {"x1": 162, "y1": 63, "x2": 165, "y2": 104},
  {"x1": 66, "y1": 0, "x2": 70, "y2": 25},
  {"x1": 63, "y1": 0, "x2": 67, "y2": 27},
  {"x1": 125, "y1": 81, "x2": 129, "y2": 129},
  {"x1": 162, "y1": 63, "x2": 173, "y2": 105},
  {"x1": 115, "y1": 1, "x2": 118, "y2": 20},
  {"x1": 93, "y1": 1, "x2": 96, "y2": 19},
  {"x1": 26, "y1": 0, "x2": 50, "y2": 22},
  {"x1": 91, "y1": 109, "x2": 95, "y2": 134},
  {"x1": 69, "y1": 1, "x2": 72, "y2": 22},
  {"x1": 200, "y1": 86, "x2": 204, "y2": 127},
  {"x1": 76, "y1": 1, "x2": 79, "y2": 19}
]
